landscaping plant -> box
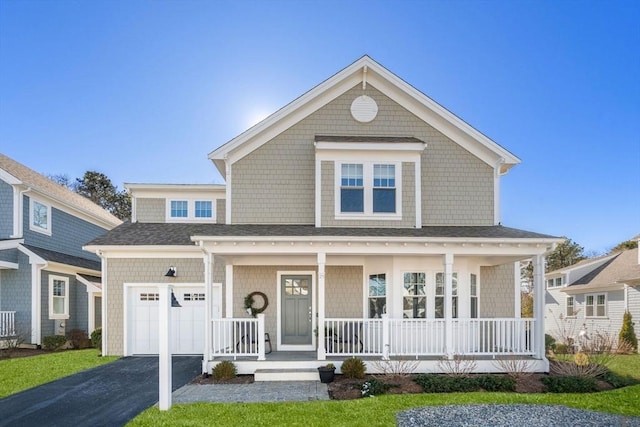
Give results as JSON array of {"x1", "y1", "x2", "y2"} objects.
[
  {"x1": 211, "y1": 360, "x2": 237, "y2": 380},
  {"x1": 361, "y1": 377, "x2": 392, "y2": 397},
  {"x1": 618, "y1": 311, "x2": 637, "y2": 352},
  {"x1": 90, "y1": 328, "x2": 102, "y2": 350},
  {"x1": 42, "y1": 335, "x2": 67, "y2": 351},
  {"x1": 340, "y1": 357, "x2": 366, "y2": 379}
]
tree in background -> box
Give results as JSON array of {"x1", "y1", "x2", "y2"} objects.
[
  {"x1": 545, "y1": 238, "x2": 585, "y2": 272},
  {"x1": 609, "y1": 239, "x2": 638, "y2": 253},
  {"x1": 75, "y1": 171, "x2": 130, "y2": 221},
  {"x1": 49, "y1": 171, "x2": 130, "y2": 221}
]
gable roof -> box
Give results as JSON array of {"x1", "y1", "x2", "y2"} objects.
[
  {"x1": 546, "y1": 252, "x2": 618, "y2": 276},
  {"x1": 563, "y1": 248, "x2": 640, "y2": 293},
  {"x1": 22, "y1": 244, "x2": 101, "y2": 272},
  {"x1": 208, "y1": 55, "x2": 520, "y2": 179},
  {"x1": 0, "y1": 153, "x2": 122, "y2": 229}
]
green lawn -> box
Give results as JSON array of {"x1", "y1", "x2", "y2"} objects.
[
  {"x1": 129, "y1": 355, "x2": 640, "y2": 427},
  {"x1": 0, "y1": 349, "x2": 119, "y2": 398}
]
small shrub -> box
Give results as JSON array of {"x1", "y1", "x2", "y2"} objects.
[
  {"x1": 212, "y1": 361, "x2": 237, "y2": 380},
  {"x1": 619, "y1": 311, "x2": 638, "y2": 352},
  {"x1": 341, "y1": 357, "x2": 366, "y2": 379},
  {"x1": 545, "y1": 334, "x2": 557, "y2": 352},
  {"x1": 542, "y1": 375, "x2": 598, "y2": 393},
  {"x1": 415, "y1": 374, "x2": 515, "y2": 393},
  {"x1": 554, "y1": 343, "x2": 570, "y2": 354},
  {"x1": 90, "y1": 328, "x2": 102, "y2": 350},
  {"x1": 67, "y1": 329, "x2": 90, "y2": 349},
  {"x1": 361, "y1": 377, "x2": 392, "y2": 397},
  {"x1": 371, "y1": 359, "x2": 419, "y2": 377},
  {"x1": 597, "y1": 369, "x2": 640, "y2": 388},
  {"x1": 475, "y1": 375, "x2": 516, "y2": 392},
  {"x1": 437, "y1": 355, "x2": 477, "y2": 377},
  {"x1": 42, "y1": 335, "x2": 67, "y2": 351}
]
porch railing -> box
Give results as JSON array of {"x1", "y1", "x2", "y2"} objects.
[
  {"x1": 210, "y1": 314, "x2": 265, "y2": 360},
  {"x1": 323, "y1": 317, "x2": 535, "y2": 358},
  {"x1": 0, "y1": 311, "x2": 16, "y2": 338}
]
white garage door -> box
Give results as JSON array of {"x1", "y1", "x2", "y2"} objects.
[{"x1": 128, "y1": 286, "x2": 206, "y2": 355}]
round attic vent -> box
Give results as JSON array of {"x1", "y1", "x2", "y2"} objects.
[{"x1": 350, "y1": 95, "x2": 378, "y2": 123}]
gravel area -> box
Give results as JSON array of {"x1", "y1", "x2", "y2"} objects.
[{"x1": 397, "y1": 404, "x2": 640, "y2": 427}]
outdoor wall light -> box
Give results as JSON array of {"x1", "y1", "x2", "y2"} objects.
[{"x1": 165, "y1": 266, "x2": 177, "y2": 277}]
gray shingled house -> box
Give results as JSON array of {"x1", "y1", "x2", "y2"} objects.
[
  {"x1": 85, "y1": 56, "x2": 562, "y2": 376},
  {"x1": 0, "y1": 154, "x2": 121, "y2": 346},
  {"x1": 545, "y1": 238, "x2": 640, "y2": 349}
]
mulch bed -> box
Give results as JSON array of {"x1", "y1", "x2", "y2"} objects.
[
  {"x1": 0, "y1": 348, "x2": 49, "y2": 360},
  {"x1": 191, "y1": 374, "x2": 254, "y2": 385}
]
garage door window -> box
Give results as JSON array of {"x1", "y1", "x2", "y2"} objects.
[
  {"x1": 184, "y1": 293, "x2": 205, "y2": 301},
  {"x1": 140, "y1": 293, "x2": 159, "y2": 301}
]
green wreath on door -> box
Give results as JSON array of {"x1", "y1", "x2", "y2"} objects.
[{"x1": 244, "y1": 291, "x2": 269, "y2": 317}]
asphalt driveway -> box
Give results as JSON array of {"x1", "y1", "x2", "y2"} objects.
[{"x1": 0, "y1": 356, "x2": 201, "y2": 427}]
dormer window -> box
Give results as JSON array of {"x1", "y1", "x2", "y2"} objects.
[
  {"x1": 166, "y1": 199, "x2": 215, "y2": 222},
  {"x1": 337, "y1": 161, "x2": 401, "y2": 219},
  {"x1": 30, "y1": 199, "x2": 51, "y2": 235}
]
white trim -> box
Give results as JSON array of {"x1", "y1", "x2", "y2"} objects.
[
  {"x1": 12, "y1": 186, "x2": 27, "y2": 238},
  {"x1": 125, "y1": 183, "x2": 225, "y2": 193},
  {"x1": 76, "y1": 274, "x2": 101, "y2": 293},
  {"x1": 0, "y1": 261, "x2": 19, "y2": 270},
  {"x1": 29, "y1": 198, "x2": 52, "y2": 236},
  {"x1": 99, "y1": 252, "x2": 107, "y2": 355},
  {"x1": 131, "y1": 197, "x2": 137, "y2": 223},
  {"x1": 276, "y1": 271, "x2": 316, "y2": 351},
  {"x1": 315, "y1": 141, "x2": 426, "y2": 152},
  {"x1": 48, "y1": 274, "x2": 70, "y2": 320},
  {"x1": 585, "y1": 292, "x2": 607, "y2": 318},
  {"x1": 414, "y1": 159, "x2": 421, "y2": 228},
  {"x1": 315, "y1": 158, "x2": 321, "y2": 227},
  {"x1": 209, "y1": 56, "x2": 520, "y2": 177},
  {"x1": 225, "y1": 160, "x2": 232, "y2": 224}
]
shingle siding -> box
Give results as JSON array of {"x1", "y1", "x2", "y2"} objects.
[
  {"x1": 0, "y1": 248, "x2": 18, "y2": 263},
  {"x1": 135, "y1": 198, "x2": 165, "y2": 223},
  {"x1": 23, "y1": 195, "x2": 107, "y2": 261},
  {"x1": 231, "y1": 84, "x2": 494, "y2": 225},
  {"x1": 0, "y1": 252, "x2": 32, "y2": 333},
  {"x1": 0, "y1": 180, "x2": 14, "y2": 238},
  {"x1": 480, "y1": 264, "x2": 515, "y2": 317},
  {"x1": 104, "y1": 257, "x2": 207, "y2": 355},
  {"x1": 326, "y1": 266, "x2": 363, "y2": 317},
  {"x1": 216, "y1": 199, "x2": 226, "y2": 225}
]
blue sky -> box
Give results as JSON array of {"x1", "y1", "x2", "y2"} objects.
[{"x1": 1, "y1": 0, "x2": 638, "y2": 254}]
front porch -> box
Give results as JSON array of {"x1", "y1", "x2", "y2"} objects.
[{"x1": 205, "y1": 316, "x2": 546, "y2": 374}]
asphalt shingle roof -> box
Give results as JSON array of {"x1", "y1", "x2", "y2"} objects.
[
  {"x1": 86, "y1": 222, "x2": 559, "y2": 246},
  {"x1": 567, "y1": 248, "x2": 640, "y2": 290},
  {"x1": 23, "y1": 245, "x2": 101, "y2": 271},
  {"x1": 0, "y1": 153, "x2": 122, "y2": 227}
]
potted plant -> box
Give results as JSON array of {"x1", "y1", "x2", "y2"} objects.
[{"x1": 317, "y1": 363, "x2": 336, "y2": 383}]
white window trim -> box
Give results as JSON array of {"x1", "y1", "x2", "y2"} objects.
[
  {"x1": 49, "y1": 275, "x2": 69, "y2": 320},
  {"x1": 334, "y1": 161, "x2": 402, "y2": 220},
  {"x1": 546, "y1": 276, "x2": 563, "y2": 289},
  {"x1": 585, "y1": 293, "x2": 607, "y2": 318},
  {"x1": 30, "y1": 198, "x2": 52, "y2": 236},
  {"x1": 565, "y1": 296, "x2": 576, "y2": 318},
  {"x1": 165, "y1": 199, "x2": 216, "y2": 223}
]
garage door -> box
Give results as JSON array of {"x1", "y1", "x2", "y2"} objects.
[{"x1": 128, "y1": 286, "x2": 206, "y2": 355}]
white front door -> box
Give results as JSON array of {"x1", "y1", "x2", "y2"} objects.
[{"x1": 128, "y1": 286, "x2": 206, "y2": 355}]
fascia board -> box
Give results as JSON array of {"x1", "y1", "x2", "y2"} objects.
[
  {"x1": 46, "y1": 262, "x2": 99, "y2": 276},
  {"x1": 76, "y1": 274, "x2": 102, "y2": 293},
  {"x1": 0, "y1": 169, "x2": 22, "y2": 185},
  {"x1": 562, "y1": 282, "x2": 624, "y2": 294},
  {"x1": 125, "y1": 183, "x2": 225, "y2": 193},
  {"x1": 84, "y1": 245, "x2": 203, "y2": 258},
  {"x1": 0, "y1": 261, "x2": 19, "y2": 269},
  {"x1": 0, "y1": 239, "x2": 23, "y2": 250},
  {"x1": 17, "y1": 245, "x2": 47, "y2": 265}
]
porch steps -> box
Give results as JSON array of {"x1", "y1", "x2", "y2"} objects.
[{"x1": 254, "y1": 368, "x2": 319, "y2": 382}]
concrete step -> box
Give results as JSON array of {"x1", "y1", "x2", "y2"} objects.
[{"x1": 254, "y1": 368, "x2": 319, "y2": 382}]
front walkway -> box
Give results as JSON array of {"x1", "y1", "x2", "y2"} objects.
[
  {"x1": 0, "y1": 356, "x2": 200, "y2": 427},
  {"x1": 173, "y1": 381, "x2": 330, "y2": 403}
]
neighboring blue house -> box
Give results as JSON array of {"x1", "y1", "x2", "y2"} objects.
[{"x1": 0, "y1": 153, "x2": 121, "y2": 346}]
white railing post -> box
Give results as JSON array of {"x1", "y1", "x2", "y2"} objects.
[
  {"x1": 382, "y1": 314, "x2": 390, "y2": 360},
  {"x1": 257, "y1": 314, "x2": 266, "y2": 361}
]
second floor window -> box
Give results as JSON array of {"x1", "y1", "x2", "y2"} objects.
[
  {"x1": 339, "y1": 162, "x2": 399, "y2": 216},
  {"x1": 170, "y1": 200, "x2": 188, "y2": 218},
  {"x1": 30, "y1": 199, "x2": 51, "y2": 235},
  {"x1": 195, "y1": 201, "x2": 212, "y2": 218}
]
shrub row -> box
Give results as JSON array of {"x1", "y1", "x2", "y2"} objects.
[
  {"x1": 414, "y1": 374, "x2": 516, "y2": 393},
  {"x1": 541, "y1": 376, "x2": 598, "y2": 393}
]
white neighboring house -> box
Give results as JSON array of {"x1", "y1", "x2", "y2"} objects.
[{"x1": 545, "y1": 236, "x2": 640, "y2": 349}]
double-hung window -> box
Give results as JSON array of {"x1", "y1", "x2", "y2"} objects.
[
  {"x1": 340, "y1": 164, "x2": 364, "y2": 212},
  {"x1": 403, "y1": 273, "x2": 426, "y2": 318},
  {"x1": 586, "y1": 293, "x2": 606, "y2": 317},
  {"x1": 566, "y1": 296, "x2": 576, "y2": 317},
  {"x1": 49, "y1": 275, "x2": 69, "y2": 319},
  {"x1": 435, "y1": 272, "x2": 458, "y2": 318},
  {"x1": 368, "y1": 274, "x2": 386, "y2": 318},
  {"x1": 338, "y1": 162, "x2": 400, "y2": 218}
]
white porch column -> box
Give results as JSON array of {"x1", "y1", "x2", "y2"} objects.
[
  {"x1": 202, "y1": 252, "x2": 213, "y2": 373},
  {"x1": 317, "y1": 252, "x2": 326, "y2": 360},
  {"x1": 158, "y1": 283, "x2": 173, "y2": 411},
  {"x1": 257, "y1": 313, "x2": 266, "y2": 361},
  {"x1": 225, "y1": 264, "x2": 233, "y2": 318},
  {"x1": 533, "y1": 254, "x2": 545, "y2": 359},
  {"x1": 444, "y1": 253, "x2": 454, "y2": 359}
]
